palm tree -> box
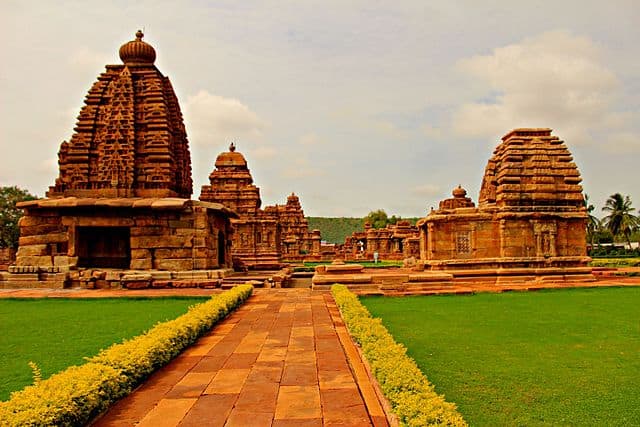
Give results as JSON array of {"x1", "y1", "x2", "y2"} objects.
[
  {"x1": 601, "y1": 193, "x2": 640, "y2": 248},
  {"x1": 584, "y1": 194, "x2": 600, "y2": 247}
]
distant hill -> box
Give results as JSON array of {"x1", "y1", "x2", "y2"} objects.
[
  {"x1": 306, "y1": 217, "x2": 363, "y2": 244},
  {"x1": 306, "y1": 217, "x2": 421, "y2": 244}
]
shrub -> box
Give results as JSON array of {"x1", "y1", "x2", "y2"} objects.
[
  {"x1": 0, "y1": 285, "x2": 253, "y2": 426},
  {"x1": 331, "y1": 284, "x2": 466, "y2": 427}
]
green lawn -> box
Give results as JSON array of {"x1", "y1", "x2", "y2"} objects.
[
  {"x1": 0, "y1": 297, "x2": 207, "y2": 401},
  {"x1": 361, "y1": 288, "x2": 640, "y2": 426}
]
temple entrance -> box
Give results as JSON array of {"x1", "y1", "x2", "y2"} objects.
[
  {"x1": 218, "y1": 231, "x2": 225, "y2": 266},
  {"x1": 77, "y1": 226, "x2": 131, "y2": 268}
]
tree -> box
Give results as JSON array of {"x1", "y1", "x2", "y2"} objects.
[
  {"x1": 0, "y1": 186, "x2": 37, "y2": 249},
  {"x1": 601, "y1": 193, "x2": 640, "y2": 248},
  {"x1": 584, "y1": 194, "x2": 600, "y2": 246},
  {"x1": 363, "y1": 209, "x2": 404, "y2": 229},
  {"x1": 363, "y1": 209, "x2": 389, "y2": 229}
]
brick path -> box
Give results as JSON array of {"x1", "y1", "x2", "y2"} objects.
[{"x1": 94, "y1": 289, "x2": 389, "y2": 426}]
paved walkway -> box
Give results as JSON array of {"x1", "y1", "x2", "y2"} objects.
[{"x1": 94, "y1": 289, "x2": 389, "y2": 427}]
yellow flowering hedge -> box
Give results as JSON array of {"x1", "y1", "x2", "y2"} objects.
[
  {"x1": 0, "y1": 285, "x2": 253, "y2": 426},
  {"x1": 331, "y1": 284, "x2": 467, "y2": 427}
]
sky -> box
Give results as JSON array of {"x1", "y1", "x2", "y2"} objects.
[{"x1": 1, "y1": 1, "x2": 638, "y2": 218}]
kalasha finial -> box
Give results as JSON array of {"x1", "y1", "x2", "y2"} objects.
[
  {"x1": 229, "y1": 142, "x2": 236, "y2": 152},
  {"x1": 452, "y1": 185, "x2": 467, "y2": 198},
  {"x1": 119, "y1": 29, "x2": 155, "y2": 65}
]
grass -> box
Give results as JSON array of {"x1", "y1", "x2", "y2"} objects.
[
  {"x1": 361, "y1": 288, "x2": 640, "y2": 426},
  {"x1": 589, "y1": 257, "x2": 640, "y2": 267},
  {"x1": 0, "y1": 297, "x2": 207, "y2": 401}
]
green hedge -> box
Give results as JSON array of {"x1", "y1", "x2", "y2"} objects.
[
  {"x1": 0, "y1": 285, "x2": 253, "y2": 426},
  {"x1": 331, "y1": 284, "x2": 466, "y2": 427}
]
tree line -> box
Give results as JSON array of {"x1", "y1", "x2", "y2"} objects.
[{"x1": 586, "y1": 193, "x2": 640, "y2": 250}]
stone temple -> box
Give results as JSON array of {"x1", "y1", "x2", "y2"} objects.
[
  {"x1": 200, "y1": 144, "x2": 322, "y2": 269},
  {"x1": 417, "y1": 128, "x2": 593, "y2": 282},
  {"x1": 4, "y1": 32, "x2": 236, "y2": 288},
  {"x1": 343, "y1": 221, "x2": 420, "y2": 261}
]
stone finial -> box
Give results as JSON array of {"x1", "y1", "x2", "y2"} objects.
[
  {"x1": 452, "y1": 185, "x2": 467, "y2": 198},
  {"x1": 119, "y1": 30, "x2": 156, "y2": 65},
  {"x1": 229, "y1": 142, "x2": 236, "y2": 152}
]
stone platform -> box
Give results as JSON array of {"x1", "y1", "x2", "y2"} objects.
[
  {"x1": 0, "y1": 267, "x2": 294, "y2": 290},
  {"x1": 312, "y1": 263, "x2": 599, "y2": 295}
]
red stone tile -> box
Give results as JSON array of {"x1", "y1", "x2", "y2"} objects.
[
  {"x1": 316, "y1": 353, "x2": 350, "y2": 371},
  {"x1": 206, "y1": 340, "x2": 240, "y2": 357},
  {"x1": 222, "y1": 352, "x2": 259, "y2": 368},
  {"x1": 190, "y1": 355, "x2": 228, "y2": 373},
  {"x1": 234, "y1": 381, "x2": 279, "y2": 412},
  {"x1": 371, "y1": 415, "x2": 391, "y2": 427},
  {"x1": 164, "y1": 372, "x2": 212, "y2": 399},
  {"x1": 178, "y1": 393, "x2": 237, "y2": 427},
  {"x1": 246, "y1": 364, "x2": 283, "y2": 384},
  {"x1": 281, "y1": 363, "x2": 318, "y2": 386},
  {"x1": 274, "y1": 385, "x2": 321, "y2": 419},
  {"x1": 136, "y1": 397, "x2": 197, "y2": 427},
  {"x1": 272, "y1": 419, "x2": 322, "y2": 427},
  {"x1": 204, "y1": 368, "x2": 250, "y2": 394},
  {"x1": 225, "y1": 410, "x2": 274, "y2": 427},
  {"x1": 321, "y1": 388, "x2": 371, "y2": 425},
  {"x1": 318, "y1": 369, "x2": 358, "y2": 390}
]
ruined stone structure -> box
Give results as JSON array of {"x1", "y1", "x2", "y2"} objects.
[
  {"x1": 417, "y1": 128, "x2": 593, "y2": 282},
  {"x1": 3, "y1": 32, "x2": 235, "y2": 289},
  {"x1": 200, "y1": 144, "x2": 321, "y2": 269},
  {"x1": 344, "y1": 221, "x2": 420, "y2": 261}
]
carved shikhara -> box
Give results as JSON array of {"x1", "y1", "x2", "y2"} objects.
[{"x1": 418, "y1": 128, "x2": 590, "y2": 272}]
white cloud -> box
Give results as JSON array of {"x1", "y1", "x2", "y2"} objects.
[
  {"x1": 298, "y1": 133, "x2": 322, "y2": 146},
  {"x1": 68, "y1": 47, "x2": 112, "y2": 73},
  {"x1": 282, "y1": 157, "x2": 325, "y2": 178},
  {"x1": 183, "y1": 90, "x2": 269, "y2": 146},
  {"x1": 411, "y1": 184, "x2": 441, "y2": 197},
  {"x1": 604, "y1": 132, "x2": 640, "y2": 153},
  {"x1": 422, "y1": 124, "x2": 444, "y2": 139},
  {"x1": 247, "y1": 145, "x2": 277, "y2": 159},
  {"x1": 451, "y1": 30, "x2": 639, "y2": 148}
]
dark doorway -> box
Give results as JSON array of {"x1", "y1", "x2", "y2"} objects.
[
  {"x1": 218, "y1": 231, "x2": 225, "y2": 266},
  {"x1": 77, "y1": 226, "x2": 131, "y2": 268}
]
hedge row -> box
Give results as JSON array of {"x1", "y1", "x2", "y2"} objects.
[
  {"x1": 0, "y1": 285, "x2": 253, "y2": 426},
  {"x1": 331, "y1": 284, "x2": 466, "y2": 427}
]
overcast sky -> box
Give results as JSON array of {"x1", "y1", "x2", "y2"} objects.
[{"x1": 1, "y1": 1, "x2": 638, "y2": 217}]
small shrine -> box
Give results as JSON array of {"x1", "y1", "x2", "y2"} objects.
[
  {"x1": 343, "y1": 221, "x2": 420, "y2": 261},
  {"x1": 200, "y1": 145, "x2": 321, "y2": 269}
]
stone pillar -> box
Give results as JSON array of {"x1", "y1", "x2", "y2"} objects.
[{"x1": 499, "y1": 219, "x2": 507, "y2": 258}]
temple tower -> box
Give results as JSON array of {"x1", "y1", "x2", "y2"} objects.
[
  {"x1": 417, "y1": 128, "x2": 592, "y2": 282},
  {"x1": 199, "y1": 143, "x2": 261, "y2": 215},
  {"x1": 48, "y1": 31, "x2": 192, "y2": 199},
  {"x1": 7, "y1": 32, "x2": 235, "y2": 283}
]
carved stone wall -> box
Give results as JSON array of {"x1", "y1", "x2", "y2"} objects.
[{"x1": 15, "y1": 198, "x2": 233, "y2": 271}]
